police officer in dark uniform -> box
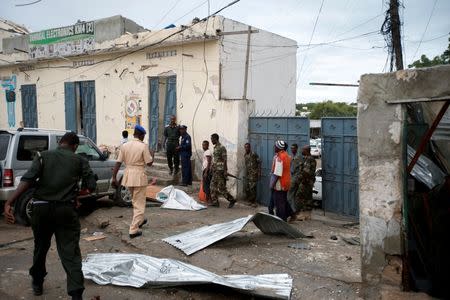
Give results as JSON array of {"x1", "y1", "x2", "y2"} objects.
[
  {"x1": 4, "y1": 132, "x2": 96, "y2": 300},
  {"x1": 177, "y1": 125, "x2": 192, "y2": 186},
  {"x1": 163, "y1": 115, "x2": 180, "y2": 175}
]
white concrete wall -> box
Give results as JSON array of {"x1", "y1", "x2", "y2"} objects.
[
  {"x1": 220, "y1": 18, "x2": 297, "y2": 115},
  {"x1": 0, "y1": 16, "x2": 294, "y2": 196}
]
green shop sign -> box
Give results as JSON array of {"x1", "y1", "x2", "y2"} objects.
[
  {"x1": 29, "y1": 21, "x2": 95, "y2": 45},
  {"x1": 28, "y1": 21, "x2": 95, "y2": 59}
]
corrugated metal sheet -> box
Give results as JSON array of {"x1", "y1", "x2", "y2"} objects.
[
  {"x1": 162, "y1": 212, "x2": 307, "y2": 256},
  {"x1": 82, "y1": 253, "x2": 293, "y2": 299}
]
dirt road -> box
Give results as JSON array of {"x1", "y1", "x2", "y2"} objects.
[{"x1": 0, "y1": 193, "x2": 362, "y2": 299}]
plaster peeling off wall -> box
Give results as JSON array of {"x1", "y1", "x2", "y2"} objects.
[{"x1": 358, "y1": 65, "x2": 450, "y2": 294}]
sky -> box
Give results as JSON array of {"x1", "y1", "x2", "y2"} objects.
[{"x1": 2, "y1": 0, "x2": 449, "y2": 103}]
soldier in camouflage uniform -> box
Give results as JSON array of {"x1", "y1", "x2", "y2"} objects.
[
  {"x1": 287, "y1": 144, "x2": 302, "y2": 217},
  {"x1": 210, "y1": 133, "x2": 236, "y2": 208},
  {"x1": 244, "y1": 143, "x2": 261, "y2": 207},
  {"x1": 296, "y1": 145, "x2": 316, "y2": 220}
]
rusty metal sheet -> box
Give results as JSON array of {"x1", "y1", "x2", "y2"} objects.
[
  {"x1": 82, "y1": 253, "x2": 292, "y2": 299},
  {"x1": 162, "y1": 212, "x2": 307, "y2": 256}
]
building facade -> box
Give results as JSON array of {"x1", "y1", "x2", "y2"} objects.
[{"x1": 0, "y1": 15, "x2": 297, "y2": 185}]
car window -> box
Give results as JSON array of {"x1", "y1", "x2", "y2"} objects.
[
  {"x1": 75, "y1": 139, "x2": 101, "y2": 161},
  {"x1": 17, "y1": 135, "x2": 49, "y2": 161},
  {"x1": 0, "y1": 134, "x2": 11, "y2": 160}
]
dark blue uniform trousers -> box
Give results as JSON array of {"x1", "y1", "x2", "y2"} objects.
[{"x1": 180, "y1": 153, "x2": 192, "y2": 185}]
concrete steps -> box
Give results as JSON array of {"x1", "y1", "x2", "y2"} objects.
[{"x1": 148, "y1": 152, "x2": 200, "y2": 188}]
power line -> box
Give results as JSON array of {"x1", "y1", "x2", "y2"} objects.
[
  {"x1": 153, "y1": 0, "x2": 182, "y2": 29},
  {"x1": 410, "y1": 0, "x2": 438, "y2": 63},
  {"x1": 15, "y1": 0, "x2": 42, "y2": 6},
  {"x1": 35, "y1": 0, "x2": 241, "y2": 89},
  {"x1": 298, "y1": 0, "x2": 325, "y2": 81},
  {"x1": 334, "y1": 13, "x2": 384, "y2": 38}
]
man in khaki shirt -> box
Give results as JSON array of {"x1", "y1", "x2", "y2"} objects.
[{"x1": 113, "y1": 125, "x2": 153, "y2": 238}]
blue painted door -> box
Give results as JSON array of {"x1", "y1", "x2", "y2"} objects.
[
  {"x1": 80, "y1": 81, "x2": 97, "y2": 143},
  {"x1": 64, "y1": 82, "x2": 77, "y2": 132},
  {"x1": 321, "y1": 118, "x2": 358, "y2": 218},
  {"x1": 149, "y1": 78, "x2": 159, "y2": 151},
  {"x1": 164, "y1": 76, "x2": 177, "y2": 126},
  {"x1": 249, "y1": 117, "x2": 309, "y2": 205},
  {"x1": 20, "y1": 84, "x2": 38, "y2": 128}
]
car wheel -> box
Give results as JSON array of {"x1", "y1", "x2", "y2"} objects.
[
  {"x1": 115, "y1": 182, "x2": 132, "y2": 207},
  {"x1": 14, "y1": 189, "x2": 34, "y2": 226}
]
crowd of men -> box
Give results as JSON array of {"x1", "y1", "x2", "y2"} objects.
[
  {"x1": 160, "y1": 115, "x2": 317, "y2": 222},
  {"x1": 2, "y1": 116, "x2": 316, "y2": 299}
]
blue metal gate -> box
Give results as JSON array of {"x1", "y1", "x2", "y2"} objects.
[
  {"x1": 164, "y1": 76, "x2": 177, "y2": 126},
  {"x1": 248, "y1": 117, "x2": 310, "y2": 205},
  {"x1": 80, "y1": 81, "x2": 97, "y2": 143},
  {"x1": 64, "y1": 82, "x2": 77, "y2": 132},
  {"x1": 149, "y1": 77, "x2": 160, "y2": 151},
  {"x1": 20, "y1": 84, "x2": 38, "y2": 128},
  {"x1": 149, "y1": 76, "x2": 177, "y2": 151},
  {"x1": 321, "y1": 117, "x2": 358, "y2": 218},
  {"x1": 64, "y1": 81, "x2": 96, "y2": 142}
]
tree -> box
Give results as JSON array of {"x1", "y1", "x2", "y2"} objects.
[
  {"x1": 296, "y1": 101, "x2": 357, "y2": 119},
  {"x1": 408, "y1": 37, "x2": 450, "y2": 68}
]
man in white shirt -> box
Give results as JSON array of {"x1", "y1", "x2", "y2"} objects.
[{"x1": 202, "y1": 140, "x2": 212, "y2": 202}]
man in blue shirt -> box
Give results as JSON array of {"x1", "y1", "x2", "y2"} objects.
[{"x1": 177, "y1": 125, "x2": 192, "y2": 186}]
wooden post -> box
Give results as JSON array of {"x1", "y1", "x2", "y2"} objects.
[{"x1": 243, "y1": 26, "x2": 251, "y2": 100}]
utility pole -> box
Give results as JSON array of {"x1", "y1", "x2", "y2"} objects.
[{"x1": 390, "y1": 0, "x2": 404, "y2": 70}]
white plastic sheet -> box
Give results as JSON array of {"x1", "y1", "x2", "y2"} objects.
[
  {"x1": 156, "y1": 185, "x2": 206, "y2": 211},
  {"x1": 163, "y1": 212, "x2": 308, "y2": 255},
  {"x1": 82, "y1": 253, "x2": 293, "y2": 299}
]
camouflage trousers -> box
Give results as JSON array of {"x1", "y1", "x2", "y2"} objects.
[
  {"x1": 297, "y1": 182, "x2": 314, "y2": 211},
  {"x1": 288, "y1": 179, "x2": 314, "y2": 212},
  {"x1": 210, "y1": 170, "x2": 235, "y2": 204},
  {"x1": 244, "y1": 178, "x2": 258, "y2": 204}
]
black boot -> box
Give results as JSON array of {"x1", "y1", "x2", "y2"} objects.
[{"x1": 31, "y1": 280, "x2": 43, "y2": 296}]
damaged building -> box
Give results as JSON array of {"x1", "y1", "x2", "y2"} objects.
[
  {"x1": 358, "y1": 66, "x2": 450, "y2": 298},
  {"x1": 0, "y1": 15, "x2": 297, "y2": 181}
]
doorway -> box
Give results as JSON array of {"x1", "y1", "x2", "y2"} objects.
[
  {"x1": 64, "y1": 80, "x2": 97, "y2": 143},
  {"x1": 20, "y1": 84, "x2": 38, "y2": 128},
  {"x1": 148, "y1": 75, "x2": 176, "y2": 151}
]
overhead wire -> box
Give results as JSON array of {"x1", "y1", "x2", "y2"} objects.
[
  {"x1": 152, "y1": 0, "x2": 183, "y2": 29},
  {"x1": 34, "y1": 0, "x2": 241, "y2": 90},
  {"x1": 410, "y1": 0, "x2": 438, "y2": 63},
  {"x1": 298, "y1": 0, "x2": 325, "y2": 81},
  {"x1": 191, "y1": 0, "x2": 211, "y2": 165}
]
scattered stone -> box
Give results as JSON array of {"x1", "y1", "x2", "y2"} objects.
[
  {"x1": 288, "y1": 242, "x2": 311, "y2": 250},
  {"x1": 341, "y1": 236, "x2": 360, "y2": 246},
  {"x1": 99, "y1": 220, "x2": 110, "y2": 229},
  {"x1": 345, "y1": 256, "x2": 352, "y2": 261},
  {"x1": 330, "y1": 235, "x2": 338, "y2": 240},
  {"x1": 81, "y1": 228, "x2": 88, "y2": 234}
]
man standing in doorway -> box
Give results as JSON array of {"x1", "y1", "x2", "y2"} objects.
[
  {"x1": 287, "y1": 143, "x2": 302, "y2": 221},
  {"x1": 210, "y1": 133, "x2": 236, "y2": 208},
  {"x1": 113, "y1": 125, "x2": 153, "y2": 238},
  {"x1": 270, "y1": 140, "x2": 292, "y2": 221},
  {"x1": 244, "y1": 143, "x2": 261, "y2": 207},
  {"x1": 202, "y1": 140, "x2": 212, "y2": 202},
  {"x1": 163, "y1": 115, "x2": 180, "y2": 175},
  {"x1": 296, "y1": 145, "x2": 317, "y2": 221},
  {"x1": 177, "y1": 125, "x2": 192, "y2": 186},
  {"x1": 4, "y1": 132, "x2": 97, "y2": 299}
]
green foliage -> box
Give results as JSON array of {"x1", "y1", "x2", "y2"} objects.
[
  {"x1": 408, "y1": 37, "x2": 450, "y2": 68},
  {"x1": 296, "y1": 101, "x2": 357, "y2": 119}
]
